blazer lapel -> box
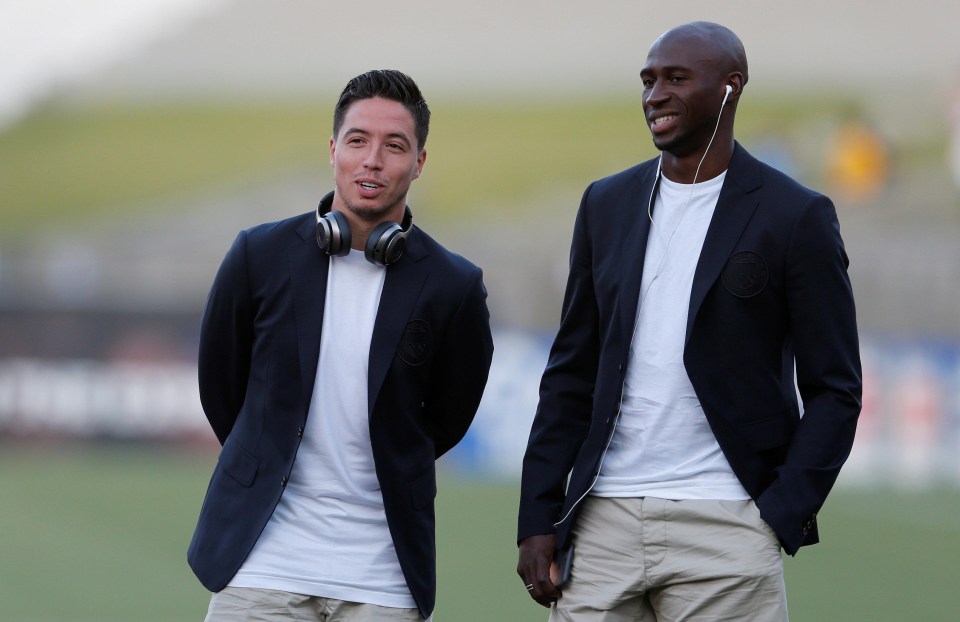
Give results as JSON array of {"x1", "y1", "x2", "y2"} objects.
[
  {"x1": 290, "y1": 214, "x2": 329, "y2": 404},
  {"x1": 685, "y1": 144, "x2": 763, "y2": 342},
  {"x1": 367, "y1": 229, "x2": 430, "y2": 414},
  {"x1": 618, "y1": 163, "x2": 660, "y2": 349}
]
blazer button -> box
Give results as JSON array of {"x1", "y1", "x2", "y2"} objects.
[
  {"x1": 281, "y1": 476, "x2": 288, "y2": 488},
  {"x1": 297, "y1": 427, "x2": 304, "y2": 438}
]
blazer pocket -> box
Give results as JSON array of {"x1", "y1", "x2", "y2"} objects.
[
  {"x1": 738, "y1": 412, "x2": 796, "y2": 452},
  {"x1": 409, "y1": 468, "x2": 437, "y2": 510},
  {"x1": 218, "y1": 441, "x2": 259, "y2": 488}
]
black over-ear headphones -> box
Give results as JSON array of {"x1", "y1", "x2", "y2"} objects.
[{"x1": 315, "y1": 191, "x2": 413, "y2": 266}]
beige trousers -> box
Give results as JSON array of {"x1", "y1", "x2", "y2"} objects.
[
  {"x1": 550, "y1": 496, "x2": 788, "y2": 622},
  {"x1": 204, "y1": 587, "x2": 425, "y2": 621}
]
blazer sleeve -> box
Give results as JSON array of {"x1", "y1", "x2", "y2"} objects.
[
  {"x1": 425, "y1": 267, "x2": 494, "y2": 458},
  {"x1": 198, "y1": 230, "x2": 255, "y2": 445},
  {"x1": 755, "y1": 193, "x2": 862, "y2": 554},
  {"x1": 518, "y1": 185, "x2": 601, "y2": 541}
]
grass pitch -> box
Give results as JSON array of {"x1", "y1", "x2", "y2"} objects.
[{"x1": 1, "y1": 445, "x2": 957, "y2": 621}]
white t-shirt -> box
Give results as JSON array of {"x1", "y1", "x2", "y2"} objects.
[
  {"x1": 593, "y1": 171, "x2": 750, "y2": 500},
  {"x1": 230, "y1": 251, "x2": 416, "y2": 608}
]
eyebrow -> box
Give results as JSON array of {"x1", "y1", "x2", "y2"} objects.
[
  {"x1": 642, "y1": 63, "x2": 695, "y2": 74},
  {"x1": 342, "y1": 127, "x2": 413, "y2": 146}
]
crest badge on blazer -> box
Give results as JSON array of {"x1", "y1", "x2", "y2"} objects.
[
  {"x1": 721, "y1": 251, "x2": 768, "y2": 298},
  {"x1": 398, "y1": 319, "x2": 433, "y2": 366}
]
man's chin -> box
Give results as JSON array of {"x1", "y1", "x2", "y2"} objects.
[
  {"x1": 345, "y1": 199, "x2": 395, "y2": 223},
  {"x1": 651, "y1": 134, "x2": 679, "y2": 153},
  {"x1": 650, "y1": 135, "x2": 669, "y2": 153}
]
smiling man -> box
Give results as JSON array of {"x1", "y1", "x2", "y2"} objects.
[
  {"x1": 188, "y1": 69, "x2": 493, "y2": 621},
  {"x1": 517, "y1": 22, "x2": 861, "y2": 621}
]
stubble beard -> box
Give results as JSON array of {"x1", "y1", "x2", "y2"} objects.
[
  {"x1": 346, "y1": 200, "x2": 390, "y2": 223},
  {"x1": 339, "y1": 186, "x2": 403, "y2": 225},
  {"x1": 653, "y1": 113, "x2": 721, "y2": 160}
]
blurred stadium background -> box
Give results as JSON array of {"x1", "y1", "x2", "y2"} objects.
[{"x1": 1, "y1": 1, "x2": 959, "y2": 620}]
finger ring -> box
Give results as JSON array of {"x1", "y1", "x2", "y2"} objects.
[{"x1": 525, "y1": 583, "x2": 534, "y2": 591}]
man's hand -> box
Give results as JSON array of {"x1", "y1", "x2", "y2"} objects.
[{"x1": 517, "y1": 534, "x2": 562, "y2": 607}]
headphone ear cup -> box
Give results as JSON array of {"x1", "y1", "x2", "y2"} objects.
[
  {"x1": 316, "y1": 210, "x2": 352, "y2": 256},
  {"x1": 365, "y1": 221, "x2": 407, "y2": 266}
]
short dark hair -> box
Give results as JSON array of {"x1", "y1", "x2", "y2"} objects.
[{"x1": 332, "y1": 69, "x2": 431, "y2": 150}]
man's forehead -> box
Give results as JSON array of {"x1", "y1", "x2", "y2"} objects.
[
  {"x1": 643, "y1": 32, "x2": 716, "y2": 71},
  {"x1": 341, "y1": 98, "x2": 415, "y2": 127}
]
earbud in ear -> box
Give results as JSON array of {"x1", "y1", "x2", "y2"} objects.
[{"x1": 720, "y1": 84, "x2": 733, "y2": 108}]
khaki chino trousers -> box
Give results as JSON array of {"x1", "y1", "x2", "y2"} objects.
[
  {"x1": 550, "y1": 496, "x2": 788, "y2": 622},
  {"x1": 205, "y1": 587, "x2": 424, "y2": 622}
]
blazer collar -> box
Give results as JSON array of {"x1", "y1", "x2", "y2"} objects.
[
  {"x1": 291, "y1": 210, "x2": 430, "y2": 414},
  {"x1": 685, "y1": 142, "x2": 763, "y2": 341},
  {"x1": 617, "y1": 159, "x2": 663, "y2": 348},
  {"x1": 368, "y1": 231, "x2": 430, "y2": 411},
  {"x1": 291, "y1": 213, "x2": 329, "y2": 401}
]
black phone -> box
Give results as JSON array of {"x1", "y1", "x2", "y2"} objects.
[{"x1": 555, "y1": 544, "x2": 575, "y2": 589}]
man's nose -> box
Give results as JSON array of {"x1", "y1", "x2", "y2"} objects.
[
  {"x1": 646, "y1": 82, "x2": 669, "y2": 105},
  {"x1": 363, "y1": 146, "x2": 383, "y2": 168}
]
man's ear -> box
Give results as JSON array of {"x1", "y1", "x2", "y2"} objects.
[{"x1": 412, "y1": 148, "x2": 427, "y2": 179}]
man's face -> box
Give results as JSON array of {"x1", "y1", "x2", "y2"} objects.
[
  {"x1": 640, "y1": 34, "x2": 725, "y2": 158},
  {"x1": 330, "y1": 97, "x2": 426, "y2": 223}
]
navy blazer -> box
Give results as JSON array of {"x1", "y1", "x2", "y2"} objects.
[
  {"x1": 519, "y1": 143, "x2": 861, "y2": 556},
  {"x1": 188, "y1": 208, "x2": 493, "y2": 619}
]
